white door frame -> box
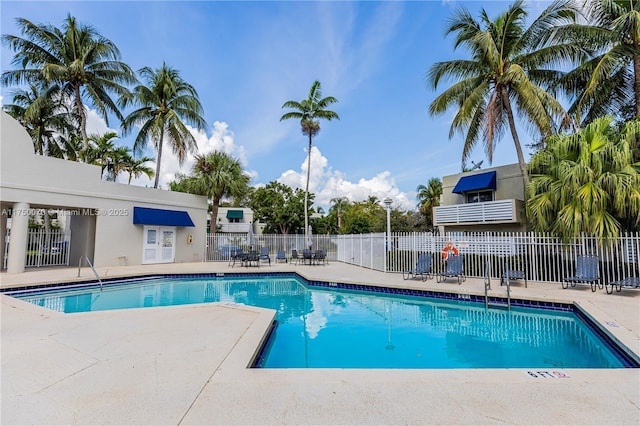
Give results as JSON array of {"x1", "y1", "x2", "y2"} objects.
[{"x1": 142, "y1": 226, "x2": 176, "y2": 264}]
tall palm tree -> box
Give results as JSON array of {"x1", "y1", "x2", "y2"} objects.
[
  {"x1": 120, "y1": 63, "x2": 207, "y2": 188},
  {"x1": 3, "y1": 83, "x2": 74, "y2": 157},
  {"x1": 560, "y1": 0, "x2": 640, "y2": 124},
  {"x1": 280, "y1": 80, "x2": 339, "y2": 247},
  {"x1": 187, "y1": 151, "x2": 250, "y2": 239},
  {"x1": 428, "y1": 0, "x2": 586, "y2": 188},
  {"x1": 416, "y1": 177, "x2": 443, "y2": 220},
  {"x1": 527, "y1": 116, "x2": 640, "y2": 239},
  {"x1": 123, "y1": 156, "x2": 155, "y2": 184},
  {"x1": 1, "y1": 14, "x2": 137, "y2": 152},
  {"x1": 330, "y1": 196, "x2": 350, "y2": 232}
]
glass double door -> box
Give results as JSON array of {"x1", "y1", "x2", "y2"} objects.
[{"x1": 142, "y1": 226, "x2": 176, "y2": 264}]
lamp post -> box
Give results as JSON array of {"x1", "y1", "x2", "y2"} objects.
[{"x1": 383, "y1": 197, "x2": 392, "y2": 253}]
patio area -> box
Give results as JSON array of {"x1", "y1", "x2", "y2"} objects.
[{"x1": 2, "y1": 261, "x2": 639, "y2": 425}]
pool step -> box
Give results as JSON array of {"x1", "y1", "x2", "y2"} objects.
[{"x1": 487, "y1": 302, "x2": 510, "y2": 310}]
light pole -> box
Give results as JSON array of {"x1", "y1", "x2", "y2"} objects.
[{"x1": 383, "y1": 197, "x2": 392, "y2": 253}]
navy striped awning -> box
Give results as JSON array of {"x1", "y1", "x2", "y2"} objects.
[
  {"x1": 133, "y1": 207, "x2": 195, "y2": 227},
  {"x1": 452, "y1": 171, "x2": 497, "y2": 194}
]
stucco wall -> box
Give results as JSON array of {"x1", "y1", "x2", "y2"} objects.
[{"x1": 0, "y1": 112, "x2": 208, "y2": 268}]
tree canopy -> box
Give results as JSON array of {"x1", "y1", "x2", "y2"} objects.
[{"x1": 527, "y1": 116, "x2": 640, "y2": 239}]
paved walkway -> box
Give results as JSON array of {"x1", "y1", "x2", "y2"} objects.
[{"x1": 2, "y1": 262, "x2": 639, "y2": 425}]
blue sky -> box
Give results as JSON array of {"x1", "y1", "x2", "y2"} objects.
[{"x1": 1, "y1": 0, "x2": 548, "y2": 211}]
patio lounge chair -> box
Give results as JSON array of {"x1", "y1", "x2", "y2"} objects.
[
  {"x1": 275, "y1": 250, "x2": 287, "y2": 263},
  {"x1": 605, "y1": 276, "x2": 640, "y2": 294},
  {"x1": 259, "y1": 247, "x2": 271, "y2": 266},
  {"x1": 436, "y1": 254, "x2": 465, "y2": 284},
  {"x1": 402, "y1": 253, "x2": 432, "y2": 281},
  {"x1": 563, "y1": 254, "x2": 601, "y2": 292}
]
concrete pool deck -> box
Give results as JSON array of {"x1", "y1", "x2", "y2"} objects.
[{"x1": 1, "y1": 261, "x2": 639, "y2": 425}]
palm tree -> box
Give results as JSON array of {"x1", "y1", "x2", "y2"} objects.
[
  {"x1": 330, "y1": 196, "x2": 350, "y2": 232},
  {"x1": 106, "y1": 146, "x2": 134, "y2": 182},
  {"x1": 527, "y1": 116, "x2": 640, "y2": 239},
  {"x1": 3, "y1": 83, "x2": 74, "y2": 157},
  {"x1": 120, "y1": 63, "x2": 207, "y2": 188},
  {"x1": 428, "y1": 0, "x2": 586, "y2": 188},
  {"x1": 560, "y1": 0, "x2": 640, "y2": 124},
  {"x1": 187, "y1": 151, "x2": 250, "y2": 239},
  {"x1": 86, "y1": 132, "x2": 119, "y2": 176},
  {"x1": 123, "y1": 156, "x2": 155, "y2": 184},
  {"x1": 1, "y1": 14, "x2": 137, "y2": 153},
  {"x1": 416, "y1": 177, "x2": 443, "y2": 222},
  {"x1": 281, "y1": 80, "x2": 339, "y2": 247}
]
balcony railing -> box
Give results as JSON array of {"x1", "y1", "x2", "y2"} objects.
[
  {"x1": 218, "y1": 223, "x2": 252, "y2": 233},
  {"x1": 433, "y1": 199, "x2": 523, "y2": 225}
]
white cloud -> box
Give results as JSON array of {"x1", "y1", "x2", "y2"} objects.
[
  {"x1": 85, "y1": 109, "x2": 118, "y2": 136},
  {"x1": 128, "y1": 120, "x2": 254, "y2": 188},
  {"x1": 276, "y1": 146, "x2": 414, "y2": 211},
  {"x1": 86, "y1": 107, "x2": 415, "y2": 210}
]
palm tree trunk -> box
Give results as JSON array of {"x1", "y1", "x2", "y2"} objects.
[
  {"x1": 74, "y1": 85, "x2": 89, "y2": 155},
  {"x1": 154, "y1": 133, "x2": 164, "y2": 188},
  {"x1": 501, "y1": 87, "x2": 529, "y2": 193},
  {"x1": 208, "y1": 198, "x2": 219, "y2": 259},
  {"x1": 210, "y1": 199, "x2": 219, "y2": 238},
  {"x1": 304, "y1": 134, "x2": 312, "y2": 249}
]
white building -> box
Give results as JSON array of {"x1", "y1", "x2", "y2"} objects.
[{"x1": 0, "y1": 112, "x2": 208, "y2": 273}]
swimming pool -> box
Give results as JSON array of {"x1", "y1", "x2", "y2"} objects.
[{"x1": 6, "y1": 273, "x2": 635, "y2": 369}]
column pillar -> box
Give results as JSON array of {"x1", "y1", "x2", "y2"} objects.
[
  {"x1": 7, "y1": 202, "x2": 29, "y2": 273},
  {"x1": 0, "y1": 205, "x2": 7, "y2": 270}
]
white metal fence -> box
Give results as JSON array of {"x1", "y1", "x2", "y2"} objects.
[
  {"x1": 6, "y1": 227, "x2": 637, "y2": 285},
  {"x1": 206, "y1": 231, "x2": 640, "y2": 284},
  {"x1": 205, "y1": 232, "x2": 336, "y2": 263},
  {"x1": 3, "y1": 228, "x2": 70, "y2": 269}
]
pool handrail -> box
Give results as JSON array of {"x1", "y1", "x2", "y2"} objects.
[{"x1": 78, "y1": 256, "x2": 103, "y2": 290}]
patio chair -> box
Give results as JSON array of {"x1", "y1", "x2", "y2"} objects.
[
  {"x1": 229, "y1": 248, "x2": 246, "y2": 267},
  {"x1": 291, "y1": 249, "x2": 303, "y2": 265},
  {"x1": 436, "y1": 254, "x2": 465, "y2": 284},
  {"x1": 244, "y1": 250, "x2": 259, "y2": 267},
  {"x1": 313, "y1": 249, "x2": 327, "y2": 265},
  {"x1": 259, "y1": 247, "x2": 271, "y2": 266},
  {"x1": 501, "y1": 268, "x2": 527, "y2": 288},
  {"x1": 605, "y1": 277, "x2": 640, "y2": 294},
  {"x1": 563, "y1": 254, "x2": 601, "y2": 292},
  {"x1": 302, "y1": 249, "x2": 314, "y2": 265},
  {"x1": 402, "y1": 253, "x2": 432, "y2": 282},
  {"x1": 275, "y1": 250, "x2": 287, "y2": 263}
]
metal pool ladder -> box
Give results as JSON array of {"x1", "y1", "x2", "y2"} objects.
[
  {"x1": 78, "y1": 256, "x2": 103, "y2": 290},
  {"x1": 484, "y1": 260, "x2": 511, "y2": 310}
]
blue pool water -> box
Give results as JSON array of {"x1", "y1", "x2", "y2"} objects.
[{"x1": 10, "y1": 274, "x2": 631, "y2": 369}]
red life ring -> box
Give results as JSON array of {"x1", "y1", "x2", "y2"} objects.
[{"x1": 441, "y1": 242, "x2": 459, "y2": 260}]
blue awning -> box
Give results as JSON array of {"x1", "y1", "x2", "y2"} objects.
[
  {"x1": 452, "y1": 171, "x2": 497, "y2": 194},
  {"x1": 133, "y1": 207, "x2": 195, "y2": 227}
]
